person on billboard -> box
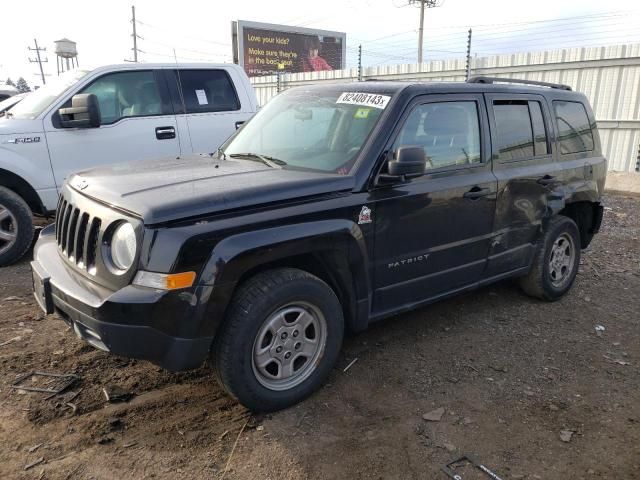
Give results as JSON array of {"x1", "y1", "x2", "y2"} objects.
[{"x1": 302, "y1": 36, "x2": 332, "y2": 72}]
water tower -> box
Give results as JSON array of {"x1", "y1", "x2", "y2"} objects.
[{"x1": 54, "y1": 38, "x2": 79, "y2": 74}]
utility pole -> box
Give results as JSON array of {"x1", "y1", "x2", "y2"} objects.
[
  {"x1": 130, "y1": 5, "x2": 142, "y2": 62},
  {"x1": 409, "y1": 0, "x2": 442, "y2": 64},
  {"x1": 28, "y1": 38, "x2": 48, "y2": 85},
  {"x1": 465, "y1": 28, "x2": 473, "y2": 81},
  {"x1": 358, "y1": 44, "x2": 363, "y2": 81}
]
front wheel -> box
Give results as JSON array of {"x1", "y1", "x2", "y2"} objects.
[
  {"x1": 519, "y1": 216, "x2": 581, "y2": 301},
  {"x1": 0, "y1": 187, "x2": 34, "y2": 267},
  {"x1": 212, "y1": 268, "x2": 344, "y2": 412}
]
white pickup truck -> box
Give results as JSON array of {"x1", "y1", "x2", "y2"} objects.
[{"x1": 0, "y1": 63, "x2": 258, "y2": 265}]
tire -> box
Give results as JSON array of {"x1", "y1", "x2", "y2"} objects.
[
  {"x1": 519, "y1": 216, "x2": 581, "y2": 301},
  {"x1": 0, "y1": 187, "x2": 34, "y2": 267},
  {"x1": 212, "y1": 268, "x2": 344, "y2": 412}
]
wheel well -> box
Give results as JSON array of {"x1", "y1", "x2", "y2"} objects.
[
  {"x1": 234, "y1": 252, "x2": 358, "y2": 332},
  {"x1": 559, "y1": 201, "x2": 599, "y2": 249},
  {"x1": 0, "y1": 168, "x2": 46, "y2": 215}
]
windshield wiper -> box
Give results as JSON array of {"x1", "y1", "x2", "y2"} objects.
[{"x1": 228, "y1": 153, "x2": 287, "y2": 168}]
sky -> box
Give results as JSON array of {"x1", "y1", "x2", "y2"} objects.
[{"x1": 1, "y1": 0, "x2": 640, "y2": 88}]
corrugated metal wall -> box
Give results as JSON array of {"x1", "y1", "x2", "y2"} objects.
[{"x1": 251, "y1": 43, "x2": 640, "y2": 173}]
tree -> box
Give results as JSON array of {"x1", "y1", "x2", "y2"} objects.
[
  {"x1": 15, "y1": 77, "x2": 31, "y2": 93},
  {"x1": 5, "y1": 78, "x2": 15, "y2": 87}
]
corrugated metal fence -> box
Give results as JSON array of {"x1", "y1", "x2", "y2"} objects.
[{"x1": 251, "y1": 43, "x2": 640, "y2": 173}]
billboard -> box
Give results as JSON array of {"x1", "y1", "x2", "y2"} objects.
[{"x1": 232, "y1": 20, "x2": 346, "y2": 77}]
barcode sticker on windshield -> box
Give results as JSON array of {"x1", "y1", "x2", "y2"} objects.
[{"x1": 337, "y1": 92, "x2": 391, "y2": 109}]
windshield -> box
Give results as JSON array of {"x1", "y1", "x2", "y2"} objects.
[
  {"x1": 223, "y1": 88, "x2": 390, "y2": 174},
  {"x1": 9, "y1": 69, "x2": 90, "y2": 119},
  {"x1": 0, "y1": 95, "x2": 24, "y2": 115}
]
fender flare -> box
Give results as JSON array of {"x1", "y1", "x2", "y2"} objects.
[
  {"x1": 192, "y1": 219, "x2": 371, "y2": 338},
  {"x1": 0, "y1": 167, "x2": 46, "y2": 214}
]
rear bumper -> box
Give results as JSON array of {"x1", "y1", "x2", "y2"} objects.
[{"x1": 32, "y1": 225, "x2": 212, "y2": 371}]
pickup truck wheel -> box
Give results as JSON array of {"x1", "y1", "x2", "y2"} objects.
[
  {"x1": 518, "y1": 216, "x2": 581, "y2": 301},
  {"x1": 212, "y1": 268, "x2": 344, "y2": 412},
  {"x1": 0, "y1": 187, "x2": 34, "y2": 267}
]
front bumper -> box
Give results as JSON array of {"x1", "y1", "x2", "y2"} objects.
[{"x1": 31, "y1": 225, "x2": 213, "y2": 371}]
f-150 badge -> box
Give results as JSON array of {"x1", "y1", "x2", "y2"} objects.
[
  {"x1": 358, "y1": 206, "x2": 372, "y2": 225},
  {"x1": 3, "y1": 136, "x2": 40, "y2": 144}
]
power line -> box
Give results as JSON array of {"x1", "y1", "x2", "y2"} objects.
[
  {"x1": 355, "y1": 10, "x2": 639, "y2": 50},
  {"x1": 359, "y1": 15, "x2": 640, "y2": 51},
  {"x1": 135, "y1": 19, "x2": 231, "y2": 47}
]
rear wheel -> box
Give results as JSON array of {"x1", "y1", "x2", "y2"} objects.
[
  {"x1": 0, "y1": 187, "x2": 33, "y2": 267},
  {"x1": 212, "y1": 268, "x2": 344, "y2": 412},
  {"x1": 519, "y1": 216, "x2": 581, "y2": 301}
]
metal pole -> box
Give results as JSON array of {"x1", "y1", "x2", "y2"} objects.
[
  {"x1": 34, "y1": 39, "x2": 46, "y2": 85},
  {"x1": 28, "y1": 39, "x2": 48, "y2": 85},
  {"x1": 132, "y1": 6, "x2": 138, "y2": 62},
  {"x1": 465, "y1": 28, "x2": 473, "y2": 81},
  {"x1": 358, "y1": 44, "x2": 363, "y2": 81},
  {"x1": 417, "y1": 0, "x2": 425, "y2": 64}
]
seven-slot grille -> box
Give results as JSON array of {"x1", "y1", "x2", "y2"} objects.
[{"x1": 55, "y1": 194, "x2": 102, "y2": 272}]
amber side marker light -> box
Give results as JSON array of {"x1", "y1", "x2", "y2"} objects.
[{"x1": 133, "y1": 271, "x2": 197, "y2": 290}]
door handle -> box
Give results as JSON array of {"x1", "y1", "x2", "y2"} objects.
[
  {"x1": 463, "y1": 186, "x2": 491, "y2": 199},
  {"x1": 235, "y1": 121, "x2": 245, "y2": 130},
  {"x1": 537, "y1": 174, "x2": 556, "y2": 186},
  {"x1": 155, "y1": 126, "x2": 176, "y2": 140}
]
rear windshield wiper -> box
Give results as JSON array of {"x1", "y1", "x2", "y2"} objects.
[{"x1": 228, "y1": 152, "x2": 287, "y2": 168}]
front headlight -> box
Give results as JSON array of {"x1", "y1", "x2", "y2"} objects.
[{"x1": 110, "y1": 222, "x2": 137, "y2": 270}]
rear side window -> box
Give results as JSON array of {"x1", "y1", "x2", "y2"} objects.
[
  {"x1": 493, "y1": 101, "x2": 533, "y2": 160},
  {"x1": 553, "y1": 101, "x2": 594, "y2": 154},
  {"x1": 174, "y1": 69, "x2": 240, "y2": 114},
  {"x1": 394, "y1": 101, "x2": 481, "y2": 170},
  {"x1": 493, "y1": 100, "x2": 549, "y2": 161}
]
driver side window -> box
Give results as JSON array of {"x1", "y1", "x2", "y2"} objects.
[
  {"x1": 79, "y1": 71, "x2": 162, "y2": 125},
  {"x1": 393, "y1": 101, "x2": 481, "y2": 170}
]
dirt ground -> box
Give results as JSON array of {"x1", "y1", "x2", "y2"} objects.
[{"x1": 1, "y1": 192, "x2": 639, "y2": 480}]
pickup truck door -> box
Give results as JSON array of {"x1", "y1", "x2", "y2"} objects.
[
  {"x1": 44, "y1": 69, "x2": 181, "y2": 186},
  {"x1": 370, "y1": 94, "x2": 497, "y2": 316},
  {"x1": 484, "y1": 93, "x2": 557, "y2": 276},
  {"x1": 164, "y1": 68, "x2": 256, "y2": 154}
]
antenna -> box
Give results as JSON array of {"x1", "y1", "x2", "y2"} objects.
[{"x1": 172, "y1": 49, "x2": 193, "y2": 153}]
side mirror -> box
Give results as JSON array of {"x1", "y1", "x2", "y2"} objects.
[
  {"x1": 387, "y1": 146, "x2": 427, "y2": 178},
  {"x1": 58, "y1": 93, "x2": 101, "y2": 128}
]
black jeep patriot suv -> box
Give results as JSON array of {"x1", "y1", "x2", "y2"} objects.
[{"x1": 32, "y1": 77, "x2": 605, "y2": 411}]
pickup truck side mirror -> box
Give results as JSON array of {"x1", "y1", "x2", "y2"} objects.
[
  {"x1": 58, "y1": 93, "x2": 101, "y2": 128},
  {"x1": 386, "y1": 146, "x2": 427, "y2": 178}
]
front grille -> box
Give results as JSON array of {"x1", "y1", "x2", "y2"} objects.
[
  {"x1": 55, "y1": 196, "x2": 102, "y2": 272},
  {"x1": 54, "y1": 184, "x2": 142, "y2": 291}
]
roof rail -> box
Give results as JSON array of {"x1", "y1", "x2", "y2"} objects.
[{"x1": 467, "y1": 76, "x2": 572, "y2": 91}]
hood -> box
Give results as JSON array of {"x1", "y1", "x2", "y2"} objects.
[
  {"x1": 0, "y1": 117, "x2": 44, "y2": 135},
  {"x1": 69, "y1": 155, "x2": 355, "y2": 224}
]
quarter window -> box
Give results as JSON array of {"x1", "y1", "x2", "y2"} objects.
[
  {"x1": 529, "y1": 101, "x2": 548, "y2": 156},
  {"x1": 553, "y1": 101, "x2": 594, "y2": 154},
  {"x1": 394, "y1": 101, "x2": 481, "y2": 170},
  {"x1": 173, "y1": 69, "x2": 240, "y2": 114},
  {"x1": 79, "y1": 70, "x2": 162, "y2": 125}
]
